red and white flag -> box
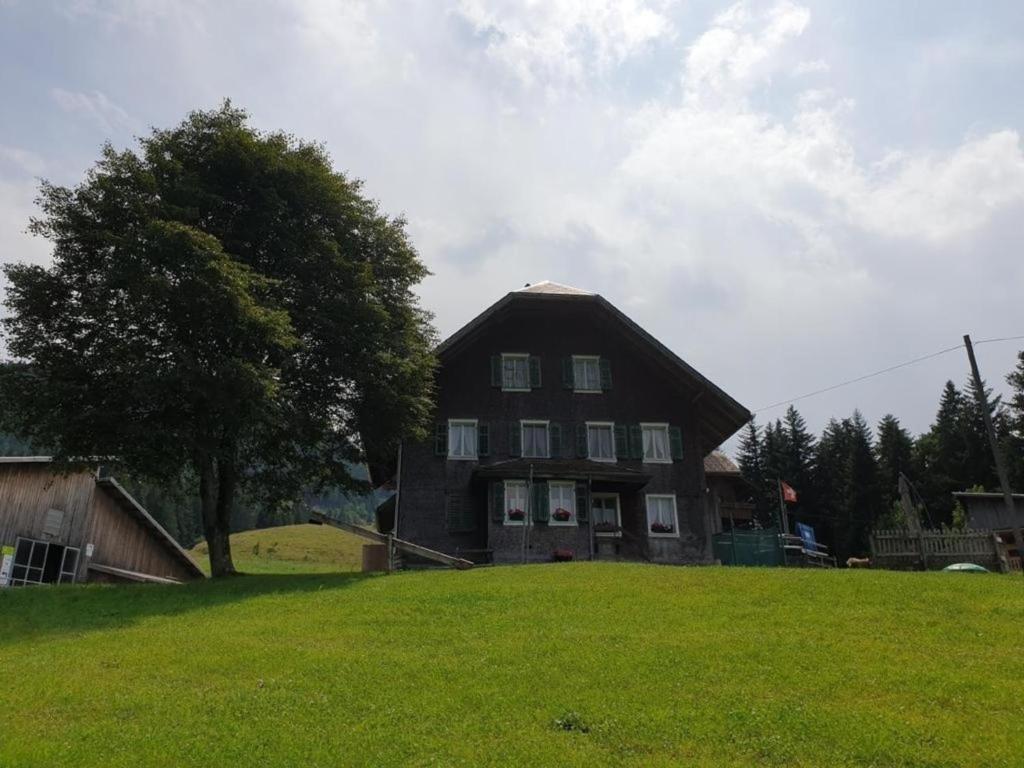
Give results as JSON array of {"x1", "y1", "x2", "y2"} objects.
[{"x1": 780, "y1": 481, "x2": 798, "y2": 504}]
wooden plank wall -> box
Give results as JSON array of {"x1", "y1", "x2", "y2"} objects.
[
  {"x1": 85, "y1": 487, "x2": 197, "y2": 581},
  {"x1": 0, "y1": 464, "x2": 97, "y2": 580}
]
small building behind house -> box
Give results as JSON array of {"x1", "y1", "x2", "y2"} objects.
[
  {"x1": 954, "y1": 491, "x2": 1024, "y2": 571},
  {"x1": 0, "y1": 457, "x2": 204, "y2": 586},
  {"x1": 704, "y1": 450, "x2": 757, "y2": 532}
]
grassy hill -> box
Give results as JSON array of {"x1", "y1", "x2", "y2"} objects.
[
  {"x1": 189, "y1": 523, "x2": 367, "y2": 574},
  {"x1": 1, "y1": 565, "x2": 1022, "y2": 767}
]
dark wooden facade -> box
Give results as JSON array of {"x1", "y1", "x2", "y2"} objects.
[
  {"x1": 394, "y1": 282, "x2": 751, "y2": 565},
  {"x1": 0, "y1": 458, "x2": 203, "y2": 585}
]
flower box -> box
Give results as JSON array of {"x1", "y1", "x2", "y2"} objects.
[
  {"x1": 650, "y1": 522, "x2": 674, "y2": 534},
  {"x1": 552, "y1": 507, "x2": 572, "y2": 522},
  {"x1": 507, "y1": 509, "x2": 525, "y2": 521},
  {"x1": 552, "y1": 548, "x2": 574, "y2": 562}
]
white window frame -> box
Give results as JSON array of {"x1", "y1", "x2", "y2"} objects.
[
  {"x1": 572, "y1": 355, "x2": 602, "y2": 393},
  {"x1": 501, "y1": 353, "x2": 531, "y2": 392},
  {"x1": 585, "y1": 421, "x2": 616, "y2": 463},
  {"x1": 447, "y1": 419, "x2": 478, "y2": 460},
  {"x1": 504, "y1": 480, "x2": 528, "y2": 527},
  {"x1": 520, "y1": 419, "x2": 550, "y2": 459},
  {"x1": 591, "y1": 493, "x2": 621, "y2": 537},
  {"x1": 548, "y1": 481, "x2": 577, "y2": 527},
  {"x1": 645, "y1": 494, "x2": 680, "y2": 538},
  {"x1": 641, "y1": 422, "x2": 672, "y2": 464}
]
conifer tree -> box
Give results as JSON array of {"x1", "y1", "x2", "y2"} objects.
[
  {"x1": 736, "y1": 419, "x2": 771, "y2": 524},
  {"x1": 875, "y1": 414, "x2": 913, "y2": 515},
  {"x1": 1006, "y1": 351, "x2": 1024, "y2": 488}
]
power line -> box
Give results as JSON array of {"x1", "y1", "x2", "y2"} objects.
[{"x1": 753, "y1": 333, "x2": 1024, "y2": 414}]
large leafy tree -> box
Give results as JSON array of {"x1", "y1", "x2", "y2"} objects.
[{"x1": 0, "y1": 104, "x2": 436, "y2": 576}]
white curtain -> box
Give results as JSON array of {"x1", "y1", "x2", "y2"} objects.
[
  {"x1": 504, "y1": 358, "x2": 528, "y2": 389},
  {"x1": 588, "y1": 426, "x2": 613, "y2": 459},
  {"x1": 523, "y1": 424, "x2": 547, "y2": 457},
  {"x1": 644, "y1": 427, "x2": 668, "y2": 460}
]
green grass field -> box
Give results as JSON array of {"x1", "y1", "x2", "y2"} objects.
[
  {"x1": 189, "y1": 522, "x2": 367, "y2": 574},
  {"x1": 1, "y1": 564, "x2": 1022, "y2": 767}
]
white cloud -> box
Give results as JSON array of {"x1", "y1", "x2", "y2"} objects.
[
  {"x1": 50, "y1": 88, "x2": 139, "y2": 134},
  {"x1": 453, "y1": 0, "x2": 674, "y2": 89}
]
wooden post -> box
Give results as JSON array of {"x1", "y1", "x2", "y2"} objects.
[{"x1": 963, "y1": 334, "x2": 1017, "y2": 523}]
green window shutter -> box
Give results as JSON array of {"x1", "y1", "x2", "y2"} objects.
[
  {"x1": 599, "y1": 358, "x2": 612, "y2": 391},
  {"x1": 669, "y1": 426, "x2": 683, "y2": 460},
  {"x1": 509, "y1": 422, "x2": 522, "y2": 457},
  {"x1": 576, "y1": 482, "x2": 589, "y2": 523},
  {"x1": 531, "y1": 481, "x2": 549, "y2": 524},
  {"x1": 529, "y1": 356, "x2": 542, "y2": 389},
  {"x1": 446, "y1": 492, "x2": 475, "y2": 533},
  {"x1": 490, "y1": 355, "x2": 502, "y2": 387},
  {"x1": 478, "y1": 423, "x2": 490, "y2": 457},
  {"x1": 490, "y1": 481, "x2": 505, "y2": 523},
  {"x1": 629, "y1": 425, "x2": 643, "y2": 459},
  {"x1": 562, "y1": 357, "x2": 574, "y2": 389},
  {"x1": 614, "y1": 425, "x2": 628, "y2": 459},
  {"x1": 576, "y1": 423, "x2": 589, "y2": 458},
  {"x1": 549, "y1": 423, "x2": 561, "y2": 458},
  {"x1": 434, "y1": 423, "x2": 448, "y2": 456}
]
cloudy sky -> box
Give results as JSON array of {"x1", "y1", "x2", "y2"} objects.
[{"x1": 2, "y1": 0, "x2": 1023, "y2": 451}]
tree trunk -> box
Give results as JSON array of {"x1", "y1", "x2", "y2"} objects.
[{"x1": 198, "y1": 452, "x2": 238, "y2": 577}]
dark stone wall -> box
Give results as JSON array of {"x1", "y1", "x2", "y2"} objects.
[{"x1": 397, "y1": 298, "x2": 717, "y2": 564}]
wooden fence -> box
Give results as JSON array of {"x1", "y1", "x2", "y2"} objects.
[{"x1": 870, "y1": 529, "x2": 1009, "y2": 573}]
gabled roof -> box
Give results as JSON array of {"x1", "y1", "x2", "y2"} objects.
[
  {"x1": 436, "y1": 283, "x2": 752, "y2": 449},
  {"x1": 704, "y1": 450, "x2": 741, "y2": 475}
]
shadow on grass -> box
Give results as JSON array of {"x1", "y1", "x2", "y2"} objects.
[{"x1": 0, "y1": 571, "x2": 371, "y2": 646}]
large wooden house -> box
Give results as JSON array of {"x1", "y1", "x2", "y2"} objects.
[{"x1": 389, "y1": 281, "x2": 751, "y2": 565}]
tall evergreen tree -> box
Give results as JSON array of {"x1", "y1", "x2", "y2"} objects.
[
  {"x1": 1006, "y1": 351, "x2": 1024, "y2": 489},
  {"x1": 875, "y1": 414, "x2": 913, "y2": 516},
  {"x1": 782, "y1": 405, "x2": 816, "y2": 523},
  {"x1": 914, "y1": 381, "x2": 967, "y2": 525},
  {"x1": 840, "y1": 410, "x2": 881, "y2": 557},
  {"x1": 736, "y1": 419, "x2": 771, "y2": 525}
]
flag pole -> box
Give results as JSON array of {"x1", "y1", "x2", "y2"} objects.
[{"x1": 777, "y1": 479, "x2": 790, "y2": 535}]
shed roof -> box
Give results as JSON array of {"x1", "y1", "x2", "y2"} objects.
[
  {"x1": 704, "y1": 450, "x2": 741, "y2": 475},
  {"x1": 436, "y1": 283, "x2": 752, "y2": 449}
]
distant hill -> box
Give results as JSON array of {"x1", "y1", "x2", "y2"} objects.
[{"x1": 189, "y1": 523, "x2": 366, "y2": 574}]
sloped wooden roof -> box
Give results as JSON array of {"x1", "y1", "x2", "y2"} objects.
[{"x1": 435, "y1": 284, "x2": 752, "y2": 449}]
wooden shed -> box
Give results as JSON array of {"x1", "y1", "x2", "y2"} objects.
[{"x1": 0, "y1": 457, "x2": 203, "y2": 586}]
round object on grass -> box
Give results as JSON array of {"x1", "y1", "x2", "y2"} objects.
[{"x1": 942, "y1": 562, "x2": 990, "y2": 573}]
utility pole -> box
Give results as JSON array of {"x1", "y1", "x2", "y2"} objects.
[{"x1": 963, "y1": 334, "x2": 1016, "y2": 521}]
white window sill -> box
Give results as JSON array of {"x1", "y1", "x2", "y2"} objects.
[
  {"x1": 522, "y1": 454, "x2": 550, "y2": 460},
  {"x1": 595, "y1": 531, "x2": 622, "y2": 538},
  {"x1": 503, "y1": 519, "x2": 526, "y2": 526},
  {"x1": 588, "y1": 456, "x2": 617, "y2": 463},
  {"x1": 647, "y1": 531, "x2": 679, "y2": 539},
  {"x1": 642, "y1": 458, "x2": 673, "y2": 465},
  {"x1": 501, "y1": 387, "x2": 532, "y2": 393},
  {"x1": 573, "y1": 389, "x2": 603, "y2": 394},
  {"x1": 549, "y1": 520, "x2": 577, "y2": 527},
  {"x1": 447, "y1": 455, "x2": 479, "y2": 461}
]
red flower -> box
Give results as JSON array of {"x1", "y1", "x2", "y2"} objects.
[
  {"x1": 651, "y1": 522, "x2": 674, "y2": 533},
  {"x1": 552, "y1": 507, "x2": 572, "y2": 521},
  {"x1": 507, "y1": 509, "x2": 525, "y2": 520}
]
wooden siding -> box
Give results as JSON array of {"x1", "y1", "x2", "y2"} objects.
[
  {"x1": 0, "y1": 462, "x2": 199, "y2": 583},
  {"x1": 0, "y1": 463, "x2": 97, "y2": 580},
  {"x1": 398, "y1": 298, "x2": 716, "y2": 564},
  {"x1": 85, "y1": 484, "x2": 197, "y2": 581}
]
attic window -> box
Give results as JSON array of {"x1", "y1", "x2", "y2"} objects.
[
  {"x1": 573, "y1": 356, "x2": 601, "y2": 392},
  {"x1": 502, "y1": 354, "x2": 530, "y2": 390}
]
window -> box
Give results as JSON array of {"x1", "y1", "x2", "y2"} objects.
[
  {"x1": 586, "y1": 422, "x2": 615, "y2": 462},
  {"x1": 448, "y1": 419, "x2": 478, "y2": 459},
  {"x1": 573, "y1": 356, "x2": 601, "y2": 392},
  {"x1": 502, "y1": 354, "x2": 530, "y2": 391},
  {"x1": 549, "y1": 482, "x2": 576, "y2": 526},
  {"x1": 591, "y1": 493, "x2": 620, "y2": 536},
  {"x1": 641, "y1": 423, "x2": 671, "y2": 463},
  {"x1": 8, "y1": 537, "x2": 79, "y2": 586},
  {"x1": 646, "y1": 494, "x2": 679, "y2": 537},
  {"x1": 504, "y1": 481, "x2": 527, "y2": 526},
  {"x1": 521, "y1": 420, "x2": 550, "y2": 458}
]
